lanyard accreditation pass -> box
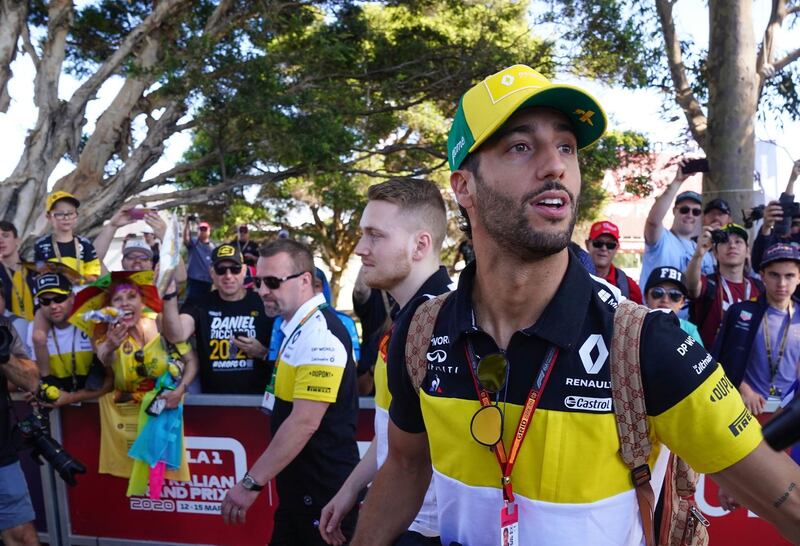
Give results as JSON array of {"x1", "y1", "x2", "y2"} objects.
[
  {"x1": 763, "y1": 304, "x2": 793, "y2": 397},
  {"x1": 465, "y1": 343, "x2": 560, "y2": 545},
  {"x1": 261, "y1": 302, "x2": 328, "y2": 413}
]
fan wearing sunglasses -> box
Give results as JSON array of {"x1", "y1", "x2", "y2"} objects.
[
  {"x1": 27, "y1": 273, "x2": 112, "y2": 407},
  {"x1": 640, "y1": 161, "x2": 716, "y2": 310},
  {"x1": 222, "y1": 239, "x2": 360, "y2": 544},
  {"x1": 643, "y1": 267, "x2": 703, "y2": 346},
  {"x1": 585, "y1": 220, "x2": 642, "y2": 304},
  {"x1": 161, "y1": 244, "x2": 274, "y2": 395}
]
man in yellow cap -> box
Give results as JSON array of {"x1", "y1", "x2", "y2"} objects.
[{"x1": 352, "y1": 65, "x2": 800, "y2": 545}]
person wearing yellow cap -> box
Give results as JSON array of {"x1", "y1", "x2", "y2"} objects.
[
  {"x1": 351, "y1": 65, "x2": 800, "y2": 546},
  {"x1": 34, "y1": 191, "x2": 102, "y2": 282}
]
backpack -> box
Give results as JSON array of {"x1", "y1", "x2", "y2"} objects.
[{"x1": 404, "y1": 296, "x2": 709, "y2": 546}]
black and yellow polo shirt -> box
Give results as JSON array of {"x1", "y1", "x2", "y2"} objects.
[
  {"x1": 388, "y1": 255, "x2": 761, "y2": 546},
  {"x1": 272, "y1": 293, "x2": 360, "y2": 509}
]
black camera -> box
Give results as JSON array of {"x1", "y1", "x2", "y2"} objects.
[
  {"x1": 16, "y1": 410, "x2": 86, "y2": 486},
  {"x1": 710, "y1": 229, "x2": 729, "y2": 245},
  {"x1": 187, "y1": 214, "x2": 198, "y2": 222},
  {"x1": 742, "y1": 205, "x2": 765, "y2": 229},
  {"x1": 775, "y1": 193, "x2": 800, "y2": 237},
  {"x1": 763, "y1": 395, "x2": 800, "y2": 452},
  {"x1": 0, "y1": 324, "x2": 12, "y2": 364}
]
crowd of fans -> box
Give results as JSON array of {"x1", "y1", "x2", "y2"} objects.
[{"x1": 1, "y1": 72, "x2": 800, "y2": 545}]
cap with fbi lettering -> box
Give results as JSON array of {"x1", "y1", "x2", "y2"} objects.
[{"x1": 447, "y1": 64, "x2": 607, "y2": 171}]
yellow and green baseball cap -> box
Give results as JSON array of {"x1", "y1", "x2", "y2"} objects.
[{"x1": 447, "y1": 65, "x2": 607, "y2": 171}]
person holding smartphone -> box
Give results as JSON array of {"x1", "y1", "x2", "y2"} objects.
[
  {"x1": 160, "y1": 244, "x2": 274, "y2": 394},
  {"x1": 639, "y1": 158, "x2": 716, "y2": 316}
]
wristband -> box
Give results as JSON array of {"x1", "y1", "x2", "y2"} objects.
[{"x1": 163, "y1": 291, "x2": 178, "y2": 301}]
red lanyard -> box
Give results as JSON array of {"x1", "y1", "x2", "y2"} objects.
[{"x1": 465, "y1": 342, "x2": 559, "y2": 503}]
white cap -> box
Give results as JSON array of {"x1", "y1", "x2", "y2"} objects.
[{"x1": 122, "y1": 238, "x2": 153, "y2": 258}]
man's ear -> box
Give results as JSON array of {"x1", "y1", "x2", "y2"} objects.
[
  {"x1": 411, "y1": 231, "x2": 433, "y2": 262},
  {"x1": 450, "y1": 169, "x2": 475, "y2": 211}
]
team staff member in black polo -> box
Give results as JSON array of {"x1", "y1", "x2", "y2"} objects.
[
  {"x1": 161, "y1": 244, "x2": 273, "y2": 394},
  {"x1": 221, "y1": 239, "x2": 359, "y2": 546},
  {"x1": 352, "y1": 65, "x2": 800, "y2": 545}
]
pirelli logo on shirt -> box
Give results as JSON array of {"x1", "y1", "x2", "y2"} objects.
[{"x1": 728, "y1": 408, "x2": 753, "y2": 437}]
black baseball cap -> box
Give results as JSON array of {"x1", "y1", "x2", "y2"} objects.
[
  {"x1": 211, "y1": 244, "x2": 243, "y2": 266},
  {"x1": 760, "y1": 243, "x2": 800, "y2": 268},
  {"x1": 644, "y1": 266, "x2": 688, "y2": 297},
  {"x1": 703, "y1": 198, "x2": 731, "y2": 216},
  {"x1": 34, "y1": 273, "x2": 72, "y2": 298}
]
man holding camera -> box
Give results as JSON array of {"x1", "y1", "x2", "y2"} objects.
[
  {"x1": 751, "y1": 159, "x2": 800, "y2": 272},
  {"x1": 685, "y1": 223, "x2": 762, "y2": 347},
  {"x1": 0, "y1": 311, "x2": 40, "y2": 545},
  {"x1": 161, "y1": 244, "x2": 273, "y2": 394},
  {"x1": 712, "y1": 243, "x2": 800, "y2": 417},
  {"x1": 640, "y1": 161, "x2": 715, "y2": 301}
]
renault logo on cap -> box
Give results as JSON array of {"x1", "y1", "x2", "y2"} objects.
[{"x1": 217, "y1": 245, "x2": 235, "y2": 257}]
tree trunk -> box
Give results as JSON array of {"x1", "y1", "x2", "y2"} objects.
[
  {"x1": 0, "y1": 0, "x2": 27, "y2": 112},
  {"x1": 704, "y1": 0, "x2": 759, "y2": 214}
]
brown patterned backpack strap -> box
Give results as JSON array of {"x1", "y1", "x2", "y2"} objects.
[
  {"x1": 405, "y1": 293, "x2": 452, "y2": 392},
  {"x1": 611, "y1": 299, "x2": 656, "y2": 546}
]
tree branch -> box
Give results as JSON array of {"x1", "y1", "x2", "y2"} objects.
[
  {"x1": 20, "y1": 21, "x2": 40, "y2": 68},
  {"x1": 0, "y1": 0, "x2": 28, "y2": 112},
  {"x1": 66, "y1": 0, "x2": 192, "y2": 119},
  {"x1": 130, "y1": 167, "x2": 306, "y2": 209},
  {"x1": 655, "y1": 0, "x2": 707, "y2": 147},
  {"x1": 757, "y1": 0, "x2": 788, "y2": 98},
  {"x1": 772, "y1": 47, "x2": 800, "y2": 73}
]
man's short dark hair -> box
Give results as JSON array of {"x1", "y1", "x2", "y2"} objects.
[
  {"x1": 367, "y1": 178, "x2": 448, "y2": 250},
  {"x1": 0, "y1": 221, "x2": 18, "y2": 237},
  {"x1": 259, "y1": 239, "x2": 315, "y2": 275}
]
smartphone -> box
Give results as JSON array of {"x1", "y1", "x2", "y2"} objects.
[
  {"x1": 681, "y1": 158, "x2": 709, "y2": 174},
  {"x1": 145, "y1": 389, "x2": 167, "y2": 416},
  {"x1": 128, "y1": 207, "x2": 151, "y2": 220}
]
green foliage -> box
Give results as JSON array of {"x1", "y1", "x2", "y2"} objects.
[{"x1": 577, "y1": 130, "x2": 653, "y2": 221}]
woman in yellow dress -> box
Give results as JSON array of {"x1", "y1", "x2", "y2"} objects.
[{"x1": 87, "y1": 271, "x2": 190, "y2": 482}]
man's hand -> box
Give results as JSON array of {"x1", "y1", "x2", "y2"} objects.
[
  {"x1": 791, "y1": 160, "x2": 800, "y2": 182},
  {"x1": 739, "y1": 382, "x2": 765, "y2": 416},
  {"x1": 220, "y1": 482, "x2": 259, "y2": 525},
  {"x1": 144, "y1": 212, "x2": 167, "y2": 241},
  {"x1": 320, "y1": 483, "x2": 359, "y2": 545},
  {"x1": 244, "y1": 253, "x2": 258, "y2": 264},
  {"x1": 760, "y1": 201, "x2": 783, "y2": 235},
  {"x1": 109, "y1": 206, "x2": 137, "y2": 229},
  {"x1": 695, "y1": 226, "x2": 714, "y2": 255},
  {"x1": 673, "y1": 158, "x2": 692, "y2": 185},
  {"x1": 232, "y1": 335, "x2": 267, "y2": 360}
]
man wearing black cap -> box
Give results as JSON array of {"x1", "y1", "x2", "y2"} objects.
[
  {"x1": 713, "y1": 243, "x2": 800, "y2": 416},
  {"x1": 703, "y1": 198, "x2": 732, "y2": 230},
  {"x1": 642, "y1": 266, "x2": 702, "y2": 345},
  {"x1": 28, "y1": 273, "x2": 111, "y2": 405},
  {"x1": 640, "y1": 161, "x2": 715, "y2": 299},
  {"x1": 685, "y1": 223, "x2": 763, "y2": 347},
  {"x1": 161, "y1": 244, "x2": 274, "y2": 394}
]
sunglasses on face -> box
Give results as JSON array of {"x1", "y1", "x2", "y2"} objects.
[
  {"x1": 591, "y1": 240, "x2": 618, "y2": 250},
  {"x1": 253, "y1": 271, "x2": 305, "y2": 290},
  {"x1": 678, "y1": 206, "x2": 702, "y2": 217},
  {"x1": 39, "y1": 293, "x2": 70, "y2": 306},
  {"x1": 213, "y1": 264, "x2": 243, "y2": 275},
  {"x1": 470, "y1": 353, "x2": 509, "y2": 447},
  {"x1": 648, "y1": 286, "x2": 684, "y2": 303},
  {"x1": 198, "y1": 226, "x2": 209, "y2": 231}
]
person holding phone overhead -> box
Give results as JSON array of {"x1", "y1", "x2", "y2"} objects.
[
  {"x1": 639, "y1": 158, "x2": 716, "y2": 314},
  {"x1": 160, "y1": 244, "x2": 274, "y2": 394}
]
